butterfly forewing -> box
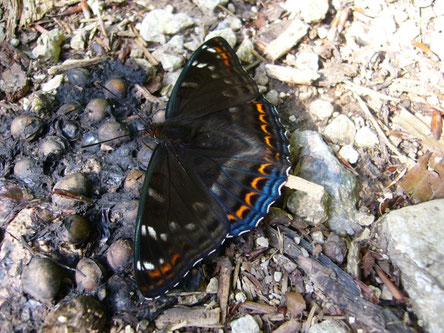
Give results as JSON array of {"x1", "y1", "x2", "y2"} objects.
[
  {"x1": 166, "y1": 37, "x2": 258, "y2": 118},
  {"x1": 134, "y1": 146, "x2": 230, "y2": 298}
]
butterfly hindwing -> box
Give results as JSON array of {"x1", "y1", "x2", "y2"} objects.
[{"x1": 134, "y1": 146, "x2": 230, "y2": 298}]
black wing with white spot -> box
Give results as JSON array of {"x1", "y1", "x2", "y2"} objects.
[
  {"x1": 166, "y1": 37, "x2": 259, "y2": 119},
  {"x1": 134, "y1": 145, "x2": 230, "y2": 298}
]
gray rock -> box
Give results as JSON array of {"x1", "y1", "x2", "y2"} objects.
[
  {"x1": 290, "y1": 131, "x2": 362, "y2": 235},
  {"x1": 70, "y1": 29, "x2": 87, "y2": 50},
  {"x1": 355, "y1": 126, "x2": 379, "y2": 148},
  {"x1": 309, "y1": 319, "x2": 349, "y2": 333},
  {"x1": 264, "y1": 19, "x2": 308, "y2": 60},
  {"x1": 32, "y1": 29, "x2": 65, "y2": 62},
  {"x1": 137, "y1": 8, "x2": 194, "y2": 43},
  {"x1": 230, "y1": 314, "x2": 260, "y2": 333},
  {"x1": 323, "y1": 114, "x2": 356, "y2": 145},
  {"x1": 265, "y1": 90, "x2": 279, "y2": 106},
  {"x1": 284, "y1": 0, "x2": 330, "y2": 23},
  {"x1": 193, "y1": 0, "x2": 228, "y2": 15},
  {"x1": 308, "y1": 99, "x2": 334, "y2": 121},
  {"x1": 152, "y1": 50, "x2": 184, "y2": 72},
  {"x1": 236, "y1": 38, "x2": 254, "y2": 63},
  {"x1": 295, "y1": 52, "x2": 319, "y2": 71},
  {"x1": 205, "y1": 28, "x2": 237, "y2": 47},
  {"x1": 287, "y1": 185, "x2": 328, "y2": 225},
  {"x1": 377, "y1": 199, "x2": 444, "y2": 333}
]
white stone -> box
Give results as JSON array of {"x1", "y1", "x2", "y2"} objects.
[
  {"x1": 309, "y1": 319, "x2": 349, "y2": 333},
  {"x1": 236, "y1": 38, "x2": 254, "y2": 63},
  {"x1": 32, "y1": 29, "x2": 65, "y2": 62},
  {"x1": 295, "y1": 52, "x2": 319, "y2": 71},
  {"x1": 235, "y1": 291, "x2": 247, "y2": 303},
  {"x1": 193, "y1": 0, "x2": 228, "y2": 14},
  {"x1": 274, "y1": 271, "x2": 283, "y2": 282},
  {"x1": 339, "y1": 145, "x2": 359, "y2": 164},
  {"x1": 152, "y1": 50, "x2": 184, "y2": 72},
  {"x1": 137, "y1": 8, "x2": 194, "y2": 43},
  {"x1": 230, "y1": 315, "x2": 260, "y2": 333},
  {"x1": 70, "y1": 29, "x2": 87, "y2": 50},
  {"x1": 206, "y1": 277, "x2": 219, "y2": 293},
  {"x1": 255, "y1": 236, "x2": 269, "y2": 248},
  {"x1": 308, "y1": 99, "x2": 334, "y2": 121},
  {"x1": 284, "y1": 0, "x2": 329, "y2": 23},
  {"x1": 323, "y1": 115, "x2": 356, "y2": 145},
  {"x1": 355, "y1": 126, "x2": 379, "y2": 148},
  {"x1": 205, "y1": 28, "x2": 237, "y2": 48},
  {"x1": 265, "y1": 64, "x2": 319, "y2": 85},
  {"x1": 264, "y1": 19, "x2": 308, "y2": 60},
  {"x1": 42, "y1": 74, "x2": 64, "y2": 92},
  {"x1": 311, "y1": 231, "x2": 324, "y2": 244}
]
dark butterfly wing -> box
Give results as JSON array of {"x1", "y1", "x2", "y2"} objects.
[
  {"x1": 134, "y1": 145, "x2": 230, "y2": 298},
  {"x1": 175, "y1": 95, "x2": 291, "y2": 237},
  {"x1": 166, "y1": 37, "x2": 259, "y2": 119}
]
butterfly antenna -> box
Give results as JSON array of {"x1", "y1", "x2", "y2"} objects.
[{"x1": 94, "y1": 81, "x2": 151, "y2": 126}]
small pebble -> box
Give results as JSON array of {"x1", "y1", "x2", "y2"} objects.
[
  {"x1": 21, "y1": 258, "x2": 62, "y2": 301},
  {"x1": 311, "y1": 230, "x2": 325, "y2": 244},
  {"x1": 230, "y1": 314, "x2": 260, "y2": 333},
  {"x1": 62, "y1": 215, "x2": 91, "y2": 245},
  {"x1": 339, "y1": 145, "x2": 359, "y2": 164},
  {"x1": 124, "y1": 170, "x2": 145, "y2": 196},
  {"x1": 10, "y1": 115, "x2": 43, "y2": 141},
  {"x1": 98, "y1": 121, "x2": 129, "y2": 144},
  {"x1": 355, "y1": 126, "x2": 379, "y2": 148},
  {"x1": 52, "y1": 173, "x2": 89, "y2": 209},
  {"x1": 323, "y1": 233, "x2": 347, "y2": 265},
  {"x1": 308, "y1": 99, "x2": 334, "y2": 121},
  {"x1": 76, "y1": 258, "x2": 103, "y2": 291},
  {"x1": 67, "y1": 68, "x2": 92, "y2": 86},
  {"x1": 43, "y1": 296, "x2": 106, "y2": 331},
  {"x1": 14, "y1": 158, "x2": 40, "y2": 184},
  {"x1": 106, "y1": 239, "x2": 133, "y2": 272},
  {"x1": 39, "y1": 136, "x2": 65, "y2": 157},
  {"x1": 85, "y1": 98, "x2": 110, "y2": 122},
  {"x1": 323, "y1": 114, "x2": 356, "y2": 145},
  {"x1": 104, "y1": 78, "x2": 126, "y2": 99}
]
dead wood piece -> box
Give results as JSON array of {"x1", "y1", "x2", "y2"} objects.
[
  {"x1": 272, "y1": 318, "x2": 302, "y2": 333},
  {"x1": 48, "y1": 56, "x2": 108, "y2": 75},
  {"x1": 267, "y1": 226, "x2": 411, "y2": 333},
  {"x1": 239, "y1": 300, "x2": 276, "y2": 314},
  {"x1": 216, "y1": 256, "x2": 232, "y2": 324},
  {"x1": 392, "y1": 107, "x2": 444, "y2": 154},
  {"x1": 154, "y1": 306, "x2": 221, "y2": 330}
]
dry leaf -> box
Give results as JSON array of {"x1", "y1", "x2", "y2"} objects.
[
  {"x1": 431, "y1": 111, "x2": 443, "y2": 140},
  {"x1": 361, "y1": 251, "x2": 375, "y2": 279},
  {"x1": 400, "y1": 152, "x2": 444, "y2": 202}
]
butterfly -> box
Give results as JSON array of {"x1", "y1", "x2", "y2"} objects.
[{"x1": 134, "y1": 37, "x2": 291, "y2": 298}]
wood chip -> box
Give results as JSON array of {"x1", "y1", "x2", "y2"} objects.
[
  {"x1": 216, "y1": 257, "x2": 232, "y2": 324},
  {"x1": 48, "y1": 56, "x2": 108, "y2": 75},
  {"x1": 285, "y1": 292, "x2": 306, "y2": 317},
  {"x1": 154, "y1": 306, "x2": 221, "y2": 330}
]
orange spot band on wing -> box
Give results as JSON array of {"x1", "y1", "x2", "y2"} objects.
[
  {"x1": 255, "y1": 103, "x2": 266, "y2": 113},
  {"x1": 264, "y1": 136, "x2": 273, "y2": 148},
  {"x1": 235, "y1": 205, "x2": 249, "y2": 219},
  {"x1": 251, "y1": 177, "x2": 266, "y2": 190},
  {"x1": 261, "y1": 124, "x2": 271, "y2": 134},
  {"x1": 258, "y1": 163, "x2": 271, "y2": 174},
  {"x1": 245, "y1": 192, "x2": 257, "y2": 206},
  {"x1": 228, "y1": 213, "x2": 238, "y2": 222},
  {"x1": 259, "y1": 114, "x2": 268, "y2": 123}
]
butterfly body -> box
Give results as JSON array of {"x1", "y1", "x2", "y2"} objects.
[{"x1": 134, "y1": 37, "x2": 291, "y2": 298}]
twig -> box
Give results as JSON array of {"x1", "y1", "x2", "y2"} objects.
[
  {"x1": 48, "y1": 56, "x2": 108, "y2": 75},
  {"x1": 346, "y1": 83, "x2": 415, "y2": 168}
]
